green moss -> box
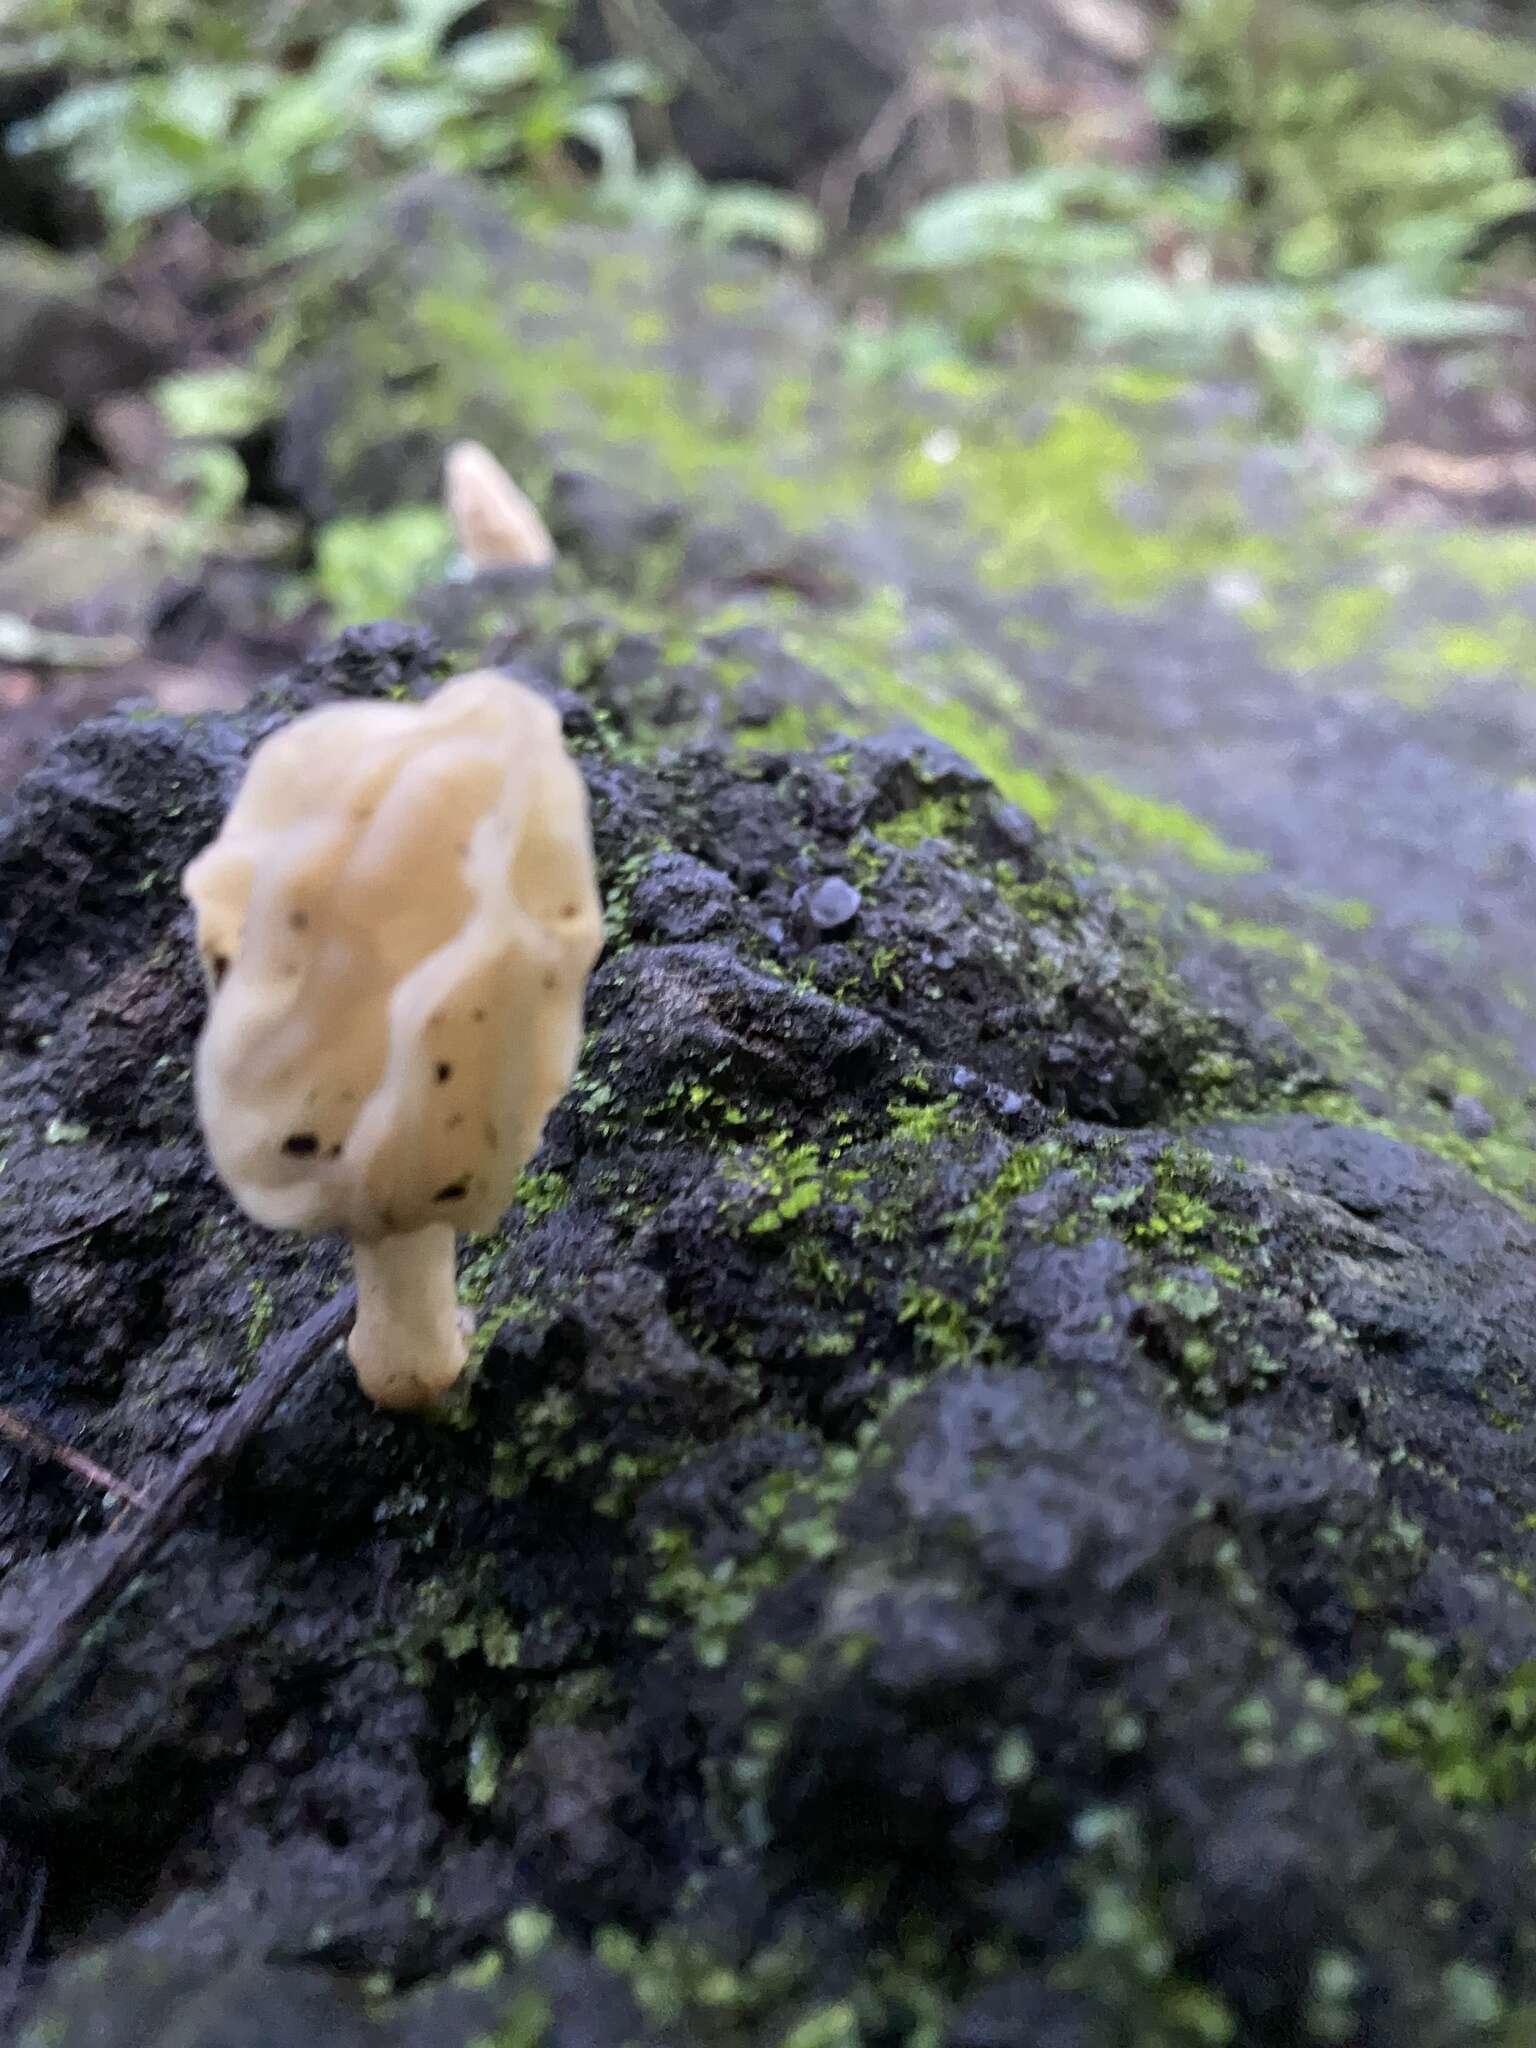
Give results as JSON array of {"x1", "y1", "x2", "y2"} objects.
[
  {"x1": 874, "y1": 794, "x2": 977, "y2": 848},
  {"x1": 312, "y1": 505, "x2": 452, "y2": 625},
  {"x1": 739, "y1": 704, "x2": 816, "y2": 753},
  {"x1": 898, "y1": 396, "x2": 1276, "y2": 608},
  {"x1": 949, "y1": 1140, "x2": 1069, "y2": 1276},
  {"x1": 1440, "y1": 530, "x2": 1536, "y2": 597},
  {"x1": 1081, "y1": 778, "x2": 1268, "y2": 878},
  {"x1": 1384, "y1": 606, "x2": 1536, "y2": 704},
  {"x1": 1346, "y1": 1644, "x2": 1536, "y2": 1808},
  {"x1": 638, "y1": 1436, "x2": 870, "y2": 1669},
  {"x1": 723, "y1": 1128, "x2": 888, "y2": 1242},
  {"x1": 1182, "y1": 899, "x2": 1536, "y2": 1212},
  {"x1": 244, "y1": 1277, "x2": 274, "y2": 1359},
  {"x1": 886, "y1": 1087, "x2": 965, "y2": 1147},
  {"x1": 1130, "y1": 1145, "x2": 1218, "y2": 1251},
  {"x1": 516, "y1": 1170, "x2": 569, "y2": 1223},
  {"x1": 593, "y1": 1925, "x2": 822, "y2": 2038},
  {"x1": 1279, "y1": 583, "x2": 1391, "y2": 672},
  {"x1": 1387, "y1": 612, "x2": 1536, "y2": 707},
  {"x1": 414, "y1": 288, "x2": 866, "y2": 535},
  {"x1": 1062, "y1": 1807, "x2": 1238, "y2": 2046},
  {"x1": 478, "y1": 1985, "x2": 552, "y2": 2048},
  {"x1": 897, "y1": 1279, "x2": 998, "y2": 1370},
  {"x1": 1313, "y1": 894, "x2": 1375, "y2": 931}
]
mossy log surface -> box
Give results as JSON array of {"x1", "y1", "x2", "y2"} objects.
[
  {"x1": 1, "y1": 610, "x2": 1536, "y2": 2046},
  {"x1": 275, "y1": 179, "x2": 1536, "y2": 1213}
]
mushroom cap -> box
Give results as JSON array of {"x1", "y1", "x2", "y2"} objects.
[
  {"x1": 183, "y1": 671, "x2": 602, "y2": 1242},
  {"x1": 443, "y1": 440, "x2": 556, "y2": 571}
]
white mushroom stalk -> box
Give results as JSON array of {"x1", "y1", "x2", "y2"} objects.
[
  {"x1": 348, "y1": 1227, "x2": 466, "y2": 1410},
  {"x1": 182, "y1": 671, "x2": 603, "y2": 1411}
]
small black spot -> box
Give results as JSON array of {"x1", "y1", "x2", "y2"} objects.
[
  {"x1": 210, "y1": 953, "x2": 230, "y2": 987},
  {"x1": 560, "y1": 902, "x2": 578, "y2": 918},
  {"x1": 541, "y1": 973, "x2": 556, "y2": 992},
  {"x1": 282, "y1": 1133, "x2": 319, "y2": 1158},
  {"x1": 472, "y1": 1009, "x2": 486, "y2": 1024},
  {"x1": 435, "y1": 1062, "x2": 453, "y2": 1084},
  {"x1": 433, "y1": 1181, "x2": 468, "y2": 1203},
  {"x1": 327, "y1": 1144, "x2": 342, "y2": 1159},
  {"x1": 290, "y1": 910, "x2": 309, "y2": 931}
]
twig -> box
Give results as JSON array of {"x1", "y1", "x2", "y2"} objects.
[
  {"x1": 0, "y1": 1288, "x2": 355, "y2": 1736},
  {"x1": 0, "y1": 1407, "x2": 151, "y2": 1513},
  {"x1": 0, "y1": 1856, "x2": 44, "y2": 2041}
]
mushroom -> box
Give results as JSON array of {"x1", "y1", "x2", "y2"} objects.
[
  {"x1": 183, "y1": 670, "x2": 603, "y2": 1411},
  {"x1": 443, "y1": 440, "x2": 557, "y2": 572}
]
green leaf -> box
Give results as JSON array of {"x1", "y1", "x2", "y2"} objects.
[
  {"x1": 10, "y1": 81, "x2": 134, "y2": 155},
  {"x1": 447, "y1": 27, "x2": 550, "y2": 91},
  {"x1": 578, "y1": 56, "x2": 663, "y2": 101},
  {"x1": 694, "y1": 184, "x2": 825, "y2": 259},
  {"x1": 169, "y1": 445, "x2": 250, "y2": 526},
  {"x1": 564, "y1": 101, "x2": 638, "y2": 181},
  {"x1": 365, "y1": 87, "x2": 464, "y2": 153},
  {"x1": 158, "y1": 367, "x2": 275, "y2": 440}
]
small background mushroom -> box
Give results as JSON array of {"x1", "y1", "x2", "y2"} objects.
[
  {"x1": 183, "y1": 670, "x2": 603, "y2": 1410},
  {"x1": 443, "y1": 441, "x2": 557, "y2": 572}
]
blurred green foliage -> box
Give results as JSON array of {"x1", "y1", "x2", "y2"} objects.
[
  {"x1": 875, "y1": 0, "x2": 1536, "y2": 445},
  {"x1": 7, "y1": 0, "x2": 825, "y2": 261},
  {"x1": 1167, "y1": 0, "x2": 1536, "y2": 280},
  {"x1": 11, "y1": 0, "x2": 655, "y2": 248},
  {"x1": 312, "y1": 506, "x2": 454, "y2": 623},
  {"x1": 12, "y1": 0, "x2": 1536, "y2": 476}
]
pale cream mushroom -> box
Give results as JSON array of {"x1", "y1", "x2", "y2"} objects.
[
  {"x1": 443, "y1": 440, "x2": 557, "y2": 572},
  {"x1": 183, "y1": 671, "x2": 603, "y2": 1411}
]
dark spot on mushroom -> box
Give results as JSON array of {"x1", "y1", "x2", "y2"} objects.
[
  {"x1": 435, "y1": 1062, "x2": 453, "y2": 1084},
  {"x1": 290, "y1": 910, "x2": 309, "y2": 931},
  {"x1": 282, "y1": 1133, "x2": 319, "y2": 1158},
  {"x1": 560, "y1": 902, "x2": 578, "y2": 919},
  {"x1": 472, "y1": 1009, "x2": 486, "y2": 1024},
  {"x1": 447, "y1": 1113, "x2": 465, "y2": 1131},
  {"x1": 484, "y1": 1122, "x2": 498, "y2": 1151},
  {"x1": 209, "y1": 952, "x2": 230, "y2": 988},
  {"x1": 433, "y1": 1181, "x2": 468, "y2": 1203},
  {"x1": 327, "y1": 1144, "x2": 342, "y2": 1159}
]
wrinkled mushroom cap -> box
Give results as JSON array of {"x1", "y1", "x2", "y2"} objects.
[{"x1": 184, "y1": 671, "x2": 602, "y2": 1244}]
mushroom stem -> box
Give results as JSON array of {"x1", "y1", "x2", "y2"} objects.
[{"x1": 347, "y1": 1226, "x2": 469, "y2": 1412}]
